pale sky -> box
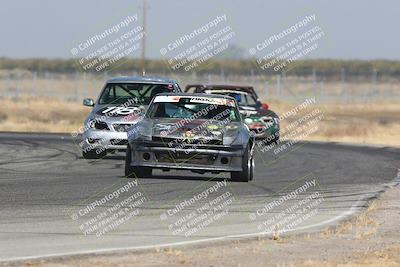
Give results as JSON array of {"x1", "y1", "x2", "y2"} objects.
[{"x1": 0, "y1": 0, "x2": 398, "y2": 60}]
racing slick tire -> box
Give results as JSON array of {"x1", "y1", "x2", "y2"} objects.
[
  {"x1": 266, "y1": 132, "x2": 279, "y2": 145},
  {"x1": 125, "y1": 145, "x2": 152, "y2": 178},
  {"x1": 231, "y1": 145, "x2": 254, "y2": 182},
  {"x1": 82, "y1": 149, "x2": 105, "y2": 159}
]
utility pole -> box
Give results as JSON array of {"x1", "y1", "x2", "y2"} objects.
[
  {"x1": 371, "y1": 68, "x2": 377, "y2": 102},
  {"x1": 312, "y1": 67, "x2": 317, "y2": 97},
  {"x1": 276, "y1": 74, "x2": 281, "y2": 99},
  {"x1": 141, "y1": 0, "x2": 147, "y2": 76}
]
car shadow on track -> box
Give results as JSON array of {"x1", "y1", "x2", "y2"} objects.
[
  {"x1": 124, "y1": 174, "x2": 228, "y2": 182},
  {"x1": 79, "y1": 154, "x2": 125, "y2": 161},
  {"x1": 103, "y1": 155, "x2": 125, "y2": 160}
]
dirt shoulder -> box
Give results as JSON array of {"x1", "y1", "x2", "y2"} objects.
[{"x1": 6, "y1": 185, "x2": 400, "y2": 267}]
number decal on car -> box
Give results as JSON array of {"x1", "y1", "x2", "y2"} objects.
[{"x1": 102, "y1": 106, "x2": 141, "y2": 115}]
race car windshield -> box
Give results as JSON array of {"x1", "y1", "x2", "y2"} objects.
[
  {"x1": 206, "y1": 90, "x2": 257, "y2": 106},
  {"x1": 98, "y1": 83, "x2": 173, "y2": 105},
  {"x1": 231, "y1": 93, "x2": 257, "y2": 106},
  {"x1": 148, "y1": 98, "x2": 240, "y2": 121}
]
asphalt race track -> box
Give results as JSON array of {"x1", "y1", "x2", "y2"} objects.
[{"x1": 0, "y1": 132, "x2": 399, "y2": 262}]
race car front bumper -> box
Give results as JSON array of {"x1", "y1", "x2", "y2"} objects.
[
  {"x1": 82, "y1": 129, "x2": 128, "y2": 152},
  {"x1": 128, "y1": 141, "x2": 246, "y2": 172},
  {"x1": 248, "y1": 123, "x2": 279, "y2": 140}
]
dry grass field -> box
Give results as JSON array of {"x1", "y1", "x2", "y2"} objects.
[
  {"x1": 0, "y1": 96, "x2": 88, "y2": 133},
  {"x1": 0, "y1": 73, "x2": 399, "y2": 147},
  {"x1": 0, "y1": 95, "x2": 399, "y2": 147},
  {"x1": 266, "y1": 99, "x2": 400, "y2": 147}
]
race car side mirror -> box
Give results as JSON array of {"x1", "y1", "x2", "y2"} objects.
[
  {"x1": 83, "y1": 98, "x2": 95, "y2": 107},
  {"x1": 261, "y1": 103, "x2": 269, "y2": 110}
]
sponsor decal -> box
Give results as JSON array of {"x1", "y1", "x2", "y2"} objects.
[
  {"x1": 101, "y1": 106, "x2": 141, "y2": 116},
  {"x1": 240, "y1": 109, "x2": 258, "y2": 116},
  {"x1": 153, "y1": 95, "x2": 181, "y2": 103},
  {"x1": 153, "y1": 95, "x2": 235, "y2": 107},
  {"x1": 190, "y1": 97, "x2": 234, "y2": 106},
  {"x1": 207, "y1": 124, "x2": 220, "y2": 130},
  {"x1": 182, "y1": 130, "x2": 195, "y2": 143},
  {"x1": 240, "y1": 106, "x2": 256, "y2": 110}
]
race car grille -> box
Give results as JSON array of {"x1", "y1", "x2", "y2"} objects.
[
  {"x1": 154, "y1": 151, "x2": 215, "y2": 165},
  {"x1": 94, "y1": 121, "x2": 109, "y2": 130},
  {"x1": 250, "y1": 128, "x2": 266, "y2": 134},
  {"x1": 112, "y1": 123, "x2": 132, "y2": 132},
  {"x1": 110, "y1": 139, "x2": 128, "y2": 146},
  {"x1": 152, "y1": 136, "x2": 223, "y2": 146}
]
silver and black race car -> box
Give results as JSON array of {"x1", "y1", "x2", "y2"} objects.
[
  {"x1": 125, "y1": 93, "x2": 255, "y2": 182},
  {"x1": 81, "y1": 76, "x2": 182, "y2": 159},
  {"x1": 185, "y1": 84, "x2": 280, "y2": 144}
]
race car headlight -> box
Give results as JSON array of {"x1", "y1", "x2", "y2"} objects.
[
  {"x1": 225, "y1": 124, "x2": 238, "y2": 131},
  {"x1": 261, "y1": 116, "x2": 274, "y2": 122},
  {"x1": 87, "y1": 120, "x2": 109, "y2": 130},
  {"x1": 211, "y1": 130, "x2": 223, "y2": 136},
  {"x1": 262, "y1": 116, "x2": 279, "y2": 124},
  {"x1": 223, "y1": 134, "x2": 234, "y2": 145},
  {"x1": 135, "y1": 126, "x2": 152, "y2": 141},
  {"x1": 153, "y1": 123, "x2": 173, "y2": 136},
  {"x1": 244, "y1": 118, "x2": 253, "y2": 124},
  {"x1": 127, "y1": 125, "x2": 151, "y2": 141},
  {"x1": 87, "y1": 120, "x2": 96, "y2": 129},
  {"x1": 262, "y1": 116, "x2": 276, "y2": 127},
  {"x1": 223, "y1": 126, "x2": 241, "y2": 145},
  {"x1": 127, "y1": 120, "x2": 153, "y2": 142}
]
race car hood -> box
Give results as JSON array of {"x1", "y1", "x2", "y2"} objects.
[
  {"x1": 238, "y1": 105, "x2": 269, "y2": 118},
  {"x1": 151, "y1": 118, "x2": 235, "y2": 140},
  {"x1": 128, "y1": 118, "x2": 249, "y2": 146},
  {"x1": 90, "y1": 103, "x2": 146, "y2": 123}
]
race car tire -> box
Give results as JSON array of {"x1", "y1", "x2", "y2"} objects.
[
  {"x1": 265, "y1": 132, "x2": 279, "y2": 145},
  {"x1": 231, "y1": 145, "x2": 254, "y2": 182},
  {"x1": 125, "y1": 145, "x2": 152, "y2": 178},
  {"x1": 249, "y1": 151, "x2": 255, "y2": 181},
  {"x1": 82, "y1": 149, "x2": 105, "y2": 159},
  {"x1": 266, "y1": 110, "x2": 280, "y2": 145}
]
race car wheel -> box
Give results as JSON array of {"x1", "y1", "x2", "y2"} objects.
[
  {"x1": 265, "y1": 133, "x2": 279, "y2": 145},
  {"x1": 274, "y1": 132, "x2": 280, "y2": 143},
  {"x1": 125, "y1": 145, "x2": 152, "y2": 178},
  {"x1": 249, "y1": 152, "x2": 255, "y2": 181},
  {"x1": 82, "y1": 149, "x2": 105, "y2": 159},
  {"x1": 231, "y1": 145, "x2": 254, "y2": 182}
]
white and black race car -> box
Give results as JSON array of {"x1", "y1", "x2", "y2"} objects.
[
  {"x1": 125, "y1": 93, "x2": 255, "y2": 182},
  {"x1": 81, "y1": 76, "x2": 182, "y2": 159}
]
